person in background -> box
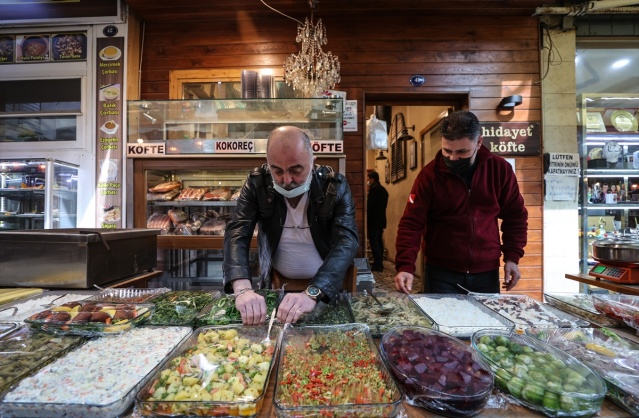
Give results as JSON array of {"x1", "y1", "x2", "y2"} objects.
[
  {"x1": 366, "y1": 171, "x2": 389, "y2": 272},
  {"x1": 394, "y1": 110, "x2": 528, "y2": 294},
  {"x1": 223, "y1": 126, "x2": 358, "y2": 324}
]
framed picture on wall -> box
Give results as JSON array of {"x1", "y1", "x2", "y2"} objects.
[
  {"x1": 384, "y1": 160, "x2": 390, "y2": 184},
  {"x1": 409, "y1": 141, "x2": 418, "y2": 170}
]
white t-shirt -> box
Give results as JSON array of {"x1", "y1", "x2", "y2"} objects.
[{"x1": 272, "y1": 193, "x2": 324, "y2": 279}]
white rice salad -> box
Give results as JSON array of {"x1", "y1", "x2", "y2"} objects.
[
  {"x1": 3, "y1": 326, "x2": 191, "y2": 405},
  {"x1": 412, "y1": 296, "x2": 505, "y2": 327}
]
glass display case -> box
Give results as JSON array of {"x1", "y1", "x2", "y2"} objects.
[
  {"x1": 578, "y1": 94, "x2": 639, "y2": 272},
  {"x1": 126, "y1": 98, "x2": 345, "y2": 288},
  {"x1": 0, "y1": 158, "x2": 78, "y2": 230}
]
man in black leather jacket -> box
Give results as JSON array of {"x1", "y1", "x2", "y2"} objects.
[{"x1": 223, "y1": 126, "x2": 359, "y2": 324}]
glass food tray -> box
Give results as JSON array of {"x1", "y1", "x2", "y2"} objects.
[
  {"x1": 472, "y1": 329, "x2": 607, "y2": 417},
  {"x1": 409, "y1": 294, "x2": 514, "y2": 339},
  {"x1": 0, "y1": 325, "x2": 85, "y2": 394},
  {"x1": 380, "y1": 325, "x2": 494, "y2": 417},
  {"x1": 296, "y1": 293, "x2": 353, "y2": 325},
  {"x1": 527, "y1": 327, "x2": 639, "y2": 416},
  {"x1": 86, "y1": 287, "x2": 171, "y2": 304},
  {"x1": 0, "y1": 291, "x2": 95, "y2": 324},
  {"x1": 0, "y1": 326, "x2": 192, "y2": 418},
  {"x1": 347, "y1": 291, "x2": 434, "y2": 338},
  {"x1": 273, "y1": 323, "x2": 402, "y2": 418},
  {"x1": 544, "y1": 293, "x2": 626, "y2": 328},
  {"x1": 195, "y1": 289, "x2": 279, "y2": 326},
  {"x1": 144, "y1": 290, "x2": 219, "y2": 326},
  {"x1": 471, "y1": 294, "x2": 590, "y2": 330},
  {"x1": 136, "y1": 324, "x2": 281, "y2": 418},
  {"x1": 24, "y1": 301, "x2": 154, "y2": 337}
]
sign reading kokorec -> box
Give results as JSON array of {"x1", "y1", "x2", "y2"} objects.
[{"x1": 480, "y1": 122, "x2": 541, "y2": 156}]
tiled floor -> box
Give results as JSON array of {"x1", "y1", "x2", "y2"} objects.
[{"x1": 371, "y1": 259, "x2": 423, "y2": 294}]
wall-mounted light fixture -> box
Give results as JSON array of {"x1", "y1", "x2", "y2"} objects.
[
  {"x1": 498, "y1": 95, "x2": 523, "y2": 110},
  {"x1": 392, "y1": 113, "x2": 416, "y2": 142},
  {"x1": 142, "y1": 111, "x2": 158, "y2": 124},
  {"x1": 375, "y1": 150, "x2": 388, "y2": 160}
]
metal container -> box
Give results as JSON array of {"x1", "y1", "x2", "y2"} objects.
[
  {"x1": 591, "y1": 236, "x2": 639, "y2": 265},
  {"x1": 0, "y1": 229, "x2": 159, "y2": 288}
]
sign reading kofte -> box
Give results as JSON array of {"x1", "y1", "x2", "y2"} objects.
[{"x1": 480, "y1": 122, "x2": 541, "y2": 156}]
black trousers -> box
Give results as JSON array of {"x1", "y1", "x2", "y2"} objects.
[
  {"x1": 424, "y1": 264, "x2": 500, "y2": 294},
  {"x1": 367, "y1": 227, "x2": 384, "y2": 269}
]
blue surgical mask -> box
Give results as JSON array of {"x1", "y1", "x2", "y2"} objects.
[{"x1": 272, "y1": 169, "x2": 312, "y2": 198}]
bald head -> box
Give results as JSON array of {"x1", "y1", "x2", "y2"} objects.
[{"x1": 267, "y1": 126, "x2": 316, "y2": 191}]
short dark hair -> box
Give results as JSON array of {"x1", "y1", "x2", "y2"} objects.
[
  {"x1": 368, "y1": 171, "x2": 379, "y2": 182},
  {"x1": 440, "y1": 110, "x2": 480, "y2": 141}
]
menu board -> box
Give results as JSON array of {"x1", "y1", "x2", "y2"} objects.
[
  {"x1": 95, "y1": 37, "x2": 124, "y2": 228},
  {"x1": 0, "y1": 32, "x2": 87, "y2": 64}
]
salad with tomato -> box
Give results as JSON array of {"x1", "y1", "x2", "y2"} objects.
[{"x1": 274, "y1": 324, "x2": 401, "y2": 416}]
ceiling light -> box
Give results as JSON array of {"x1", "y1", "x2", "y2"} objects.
[
  {"x1": 611, "y1": 59, "x2": 630, "y2": 69},
  {"x1": 283, "y1": 2, "x2": 340, "y2": 97},
  {"x1": 375, "y1": 150, "x2": 388, "y2": 160}
]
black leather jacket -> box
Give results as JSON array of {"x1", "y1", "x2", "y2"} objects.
[{"x1": 223, "y1": 163, "x2": 359, "y2": 302}]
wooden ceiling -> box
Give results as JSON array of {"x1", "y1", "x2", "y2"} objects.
[{"x1": 124, "y1": 0, "x2": 565, "y2": 23}]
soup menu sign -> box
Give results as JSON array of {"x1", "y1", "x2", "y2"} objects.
[{"x1": 95, "y1": 37, "x2": 124, "y2": 228}]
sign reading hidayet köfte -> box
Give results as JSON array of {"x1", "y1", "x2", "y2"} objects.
[
  {"x1": 95, "y1": 37, "x2": 124, "y2": 229},
  {"x1": 480, "y1": 122, "x2": 541, "y2": 156},
  {"x1": 126, "y1": 140, "x2": 344, "y2": 156}
]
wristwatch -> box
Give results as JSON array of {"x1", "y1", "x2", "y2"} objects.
[{"x1": 305, "y1": 285, "x2": 323, "y2": 302}]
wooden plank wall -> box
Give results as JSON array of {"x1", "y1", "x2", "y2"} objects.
[{"x1": 135, "y1": 12, "x2": 544, "y2": 299}]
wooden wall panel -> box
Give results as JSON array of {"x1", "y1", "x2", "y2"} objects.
[{"x1": 132, "y1": 9, "x2": 544, "y2": 298}]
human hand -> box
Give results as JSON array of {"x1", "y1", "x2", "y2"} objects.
[
  {"x1": 234, "y1": 287, "x2": 267, "y2": 325},
  {"x1": 394, "y1": 272, "x2": 414, "y2": 294},
  {"x1": 277, "y1": 292, "x2": 316, "y2": 323},
  {"x1": 503, "y1": 260, "x2": 521, "y2": 291}
]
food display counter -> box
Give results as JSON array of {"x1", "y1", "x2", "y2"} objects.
[{"x1": 0, "y1": 289, "x2": 637, "y2": 418}]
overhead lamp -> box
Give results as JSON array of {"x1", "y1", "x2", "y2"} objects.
[
  {"x1": 282, "y1": 1, "x2": 340, "y2": 97},
  {"x1": 375, "y1": 151, "x2": 388, "y2": 160},
  {"x1": 498, "y1": 95, "x2": 523, "y2": 110},
  {"x1": 392, "y1": 113, "x2": 415, "y2": 142}
]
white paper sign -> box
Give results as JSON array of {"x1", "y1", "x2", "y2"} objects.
[
  {"x1": 344, "y1": 100, "x2": 357, "y2": 132},
  {"x1": 547, "y1": 152, "x2": 580, "y2": 176},
  {"x1": 545, "y1": 175, "x2": 578, "y2": 201}
]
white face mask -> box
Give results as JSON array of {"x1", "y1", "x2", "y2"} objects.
[{"x1": 272, "y1": 167, "x2": 313, "y2": 198}]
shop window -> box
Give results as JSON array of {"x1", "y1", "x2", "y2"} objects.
[{"x1": 0, "y1": 78, "x2": 81, "y2": 142}]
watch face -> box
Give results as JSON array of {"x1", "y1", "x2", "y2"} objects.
[{"x1": 306, "y1": 286, "x2": 321, "y2": 298}]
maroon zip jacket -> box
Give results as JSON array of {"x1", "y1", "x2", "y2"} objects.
[{"x1": 395, "y1": 145, "x2": 528, "y2": 275}]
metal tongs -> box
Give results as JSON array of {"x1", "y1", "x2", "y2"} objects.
[{"x1": 364, "y1": 289, "x2": 393, "y2": 315}]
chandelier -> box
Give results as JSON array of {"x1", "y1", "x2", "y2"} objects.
[{"x1": 284, "y1": 16, "x2": 341, "y2": 98}]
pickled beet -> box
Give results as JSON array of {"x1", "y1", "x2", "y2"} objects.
[{"x1": 381, "y1": 327, "x2": 493, "y2": 417}]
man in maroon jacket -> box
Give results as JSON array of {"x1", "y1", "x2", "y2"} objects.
[{"x1": 394, "y1": 110, "x2": 528, "y2": 294}]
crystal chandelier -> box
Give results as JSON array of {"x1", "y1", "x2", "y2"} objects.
[{"x1": 284, "y1": 16, "x2": 341, "y2": 98}]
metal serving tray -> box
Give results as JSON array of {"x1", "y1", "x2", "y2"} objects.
[
  {"x1": 0, "y1": 290, "x2": 95, "y2": 324},
  {"x1": 409, "y1": 294, "x2": 515, "y2": 339},
  {"x1": 347, "y1": 291, "x2": 434, "y2": 338},
  {"x1": 0, "y1": 326, "x2": 192, "y2": 418},
  {"x1": 0, "y1": 228, "x2": 160, "y2": 289},
  {"x1": 471, "y1": 294, "x2": 590, "y2": 330},
  {"x1": 544, "y1": 293, "x2": 625, "y2": 328}
]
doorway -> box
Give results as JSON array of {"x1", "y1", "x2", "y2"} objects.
[{"x1": 363, "y1": 92, "x2": 469, "y2": 279}]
